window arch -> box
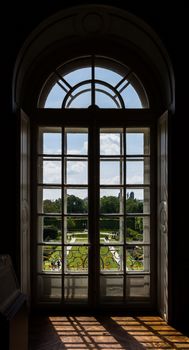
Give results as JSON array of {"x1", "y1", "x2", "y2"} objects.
[{"x1": 39, "y1": 56, "x2": 149, "y2": 109}]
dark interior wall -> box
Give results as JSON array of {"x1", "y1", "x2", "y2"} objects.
[{"x1": 1, "y1": 0, "x2": 188, "y2": 334}]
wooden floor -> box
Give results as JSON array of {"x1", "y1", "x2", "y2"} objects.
[{"x1": 29, "y1": 315, "x2": 189, "y2": 350}]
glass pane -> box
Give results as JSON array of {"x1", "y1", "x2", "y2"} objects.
[
  {"x1": 96, "y1": 89, "x2": 118, "y2": 108},
  {"x1": 38, "y1": 216, "x2": 62, "y2": 243},
  {"x1": 121, "y1": 85, "x2": 142, "y2": 108},
  {"x1": 126, "y1": 128, "x2": 150, "y2": 155},
  {"x1": 64, "y1": 188, "x2": 88, "y2": 214},
  {"x1": 100, "y1": 276, "x2": 123, "y2": 300},
  {"x1": 65, "y1": 217, "x2": 88, "y2": 243},
  {"x1": 65, "y1": 159, "x2": 88, "y2": 184},
  {"x1": 126, "y1": 246, "x2": 150, "y2": 272},
  {"x1": 38, "y1": 187, "x2": 61, "y2": 214},
  {"x1": 100, "y1": 130, "x2": 123, "y2": 155},
  {"x1": 38, "y1": 246, "x2": 62, "y2": 272},
  {"x1": 64, "y1": 276, "x2": 88, "y2": 301},
  {"x1": 126, "y1": 159, "x2": 150, "y2": 185},
  {"x1": 100, "y1": 246, "x2": 123, "y2": 272},
  {"x1": 100, "y1": 188, "x2": 124, "y2": 214},
  {"x1": 126, "y1": 188, "x2": 150, "y2": 214},
  {"x1": 65, "y1": 246, "x2": 88, "y2": 272},
  {"x1": 126, "y1": 216, "x2": 150, "y2": 243},
  {"x1": 95, "y1": 67, "x2": 122, "y2": 86},
  {"x1": 44, "y1": 84, "x2": 66, "y2": 108},
  {"x1": 100, "y1": 160, "x2": 123, "y2": 185},
  {"x1": 66, "y1": 91, "x2": 91, "y2": 108},
  {"x1": 38, "y1": 158, "x2": 61, "y2": 184},
  {"x1": 126, "y1": 275, "x2": 150, "y2": 297},
  {"x1": 99, "y1": 217, "x2": 124, "y2": 243},
  {"x1": 65, "y1": 128, "x2": 88, "y2": 155},
  {"x1": 38, "y1": 275, "x2": 62, "y2": 301},
  {"x1": 64, "y1": 68, "x2": 91, "y2": 86},
  {"x1": 38, "y1": 127, "x2": 62, "y2": 154}
]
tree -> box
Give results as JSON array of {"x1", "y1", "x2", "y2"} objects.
[
  {"x1": 100, "y1": 196, "x2": 119, "y2": 213},
  {"x1": 43, "y1": 198, "x2": 61, "y2": 213},
  {"x1": 67, "y1": 217, "x2": 76, "y2": 231},
  {"x1": 67, "y1": 195, "x2": 87, "y2": 213},
  {"x1": 44, "y1": 216, "x2": 61, "y2": 230},
  {"x1": 126, "y1": 197, "x2": 143, "y2": 213},
  {"x1": 44, "y1": 225, "x2": 58, "y2": 241}
]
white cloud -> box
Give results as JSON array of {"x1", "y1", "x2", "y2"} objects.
[
  {"x1": 44, "y1": 147, "x2": 61, "y2": 154},
  {"x1": 126, "y1": 175, "x2": 143, "y2": 184},
  {"x1": 43, "y1": 188, "x2": 61, "y2": 201},
  {"x1": 101, "y1": 175, "x2": 120, "y2": 185},
  {"x1": 100, "y1": 134, "x2": 120, "y2": 155},
  {"x1": 67, "y1": 161, "x2": 87, "y2": 184},
  {"x1": 67, "y1": 149, "x2": 81, "y2": 155},
  {"x1": 43, "y1": 161, "x2": 61, "y2": 184},
  {"x1": 67, "y1": 140, "x2": 88, "y2": 155}
]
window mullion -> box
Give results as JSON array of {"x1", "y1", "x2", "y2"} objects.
[
  {"x1": 61, "y1": 126, "x2": 65, "y2": 304},
  {"x1": 123, "y1": 127, "x2": 127, "y2": 301},
  {"x1": 91, "y1": 55, "x2": 95, "y2": 106}
]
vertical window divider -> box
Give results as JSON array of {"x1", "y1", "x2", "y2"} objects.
[
  {"x1": 91, "y1": 55, "x2": 95, "y2": 106},
  {"x1": 88, "y1": 122, "x2": 99, "y2": 307},
  {"x1": 95, "y1": 124, "x2": 100, "y2": 306},
  {"x1": 123, "y1": 127, "x2": 127, "y2": 301},
  {"x1": 61, "y1": 126, "x2": 65, "y2": 304}
]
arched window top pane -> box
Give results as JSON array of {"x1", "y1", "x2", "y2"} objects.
[{"x1": 38, "y1": 56, "x2": 149, "y2": 109}]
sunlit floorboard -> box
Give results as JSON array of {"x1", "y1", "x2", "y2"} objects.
[{"x1": 29, "y1": 315, "x2": 189, "y2": 350}]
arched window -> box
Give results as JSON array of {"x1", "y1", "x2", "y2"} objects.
[
  {"x1": 39, "y1": 56, "x2": 148, "y2": 109},
  {"x1": 15, "y1": 5, "x2": 174, "y2": 315},
  {"x1": 35, "y1": 55, "x2": 153, "y2": 308}
]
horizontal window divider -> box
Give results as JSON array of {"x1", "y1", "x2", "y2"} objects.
[
  {"x1": 37, "y1": 242, "x2": 62, "y2": 246},
  {"x1": 37, "y1": 272, "x2": 62, "y2": 276},
  {"x1": 125, "y1": 213, "x2": 150, "y2": 217},
  {"x1": 125, "y1": 243, "x2": 150, "y2": 246},
  {"x1": 100, "y1": 272, "x2": 124, "y2": 276},
  {"x1": 64, "y1": 184, "x2": 88, "y2": 188},
  {"x1": 100, "y1": 184, "x2": 125, "y2": 187},
  {"x1": 64, "y1": 243, "x2": 90, "y2": 247},
  {"x1": 126, "y1": 271, "x2": 150, "y2": 275},
  {"x1": 100, "y1": 184, "x2": 151, "y2": 188},
  {"x1": 100, "y1": 243, "x2": 125, "y2": 247},
  {"x1": 37, "y1": 213, "x2": 62, "y2": 217},
  {"x1": 38, "y1": 155, "x2": 62, "y2": 159},
  {"x1": 64, "y1": 273, "x2": 89, "y2": 276},
  {"x1": 100, "y1": 213, "x2": 124, "y2": 216},
  {"x1": 100, "y1": 185, "x2": 124, "y2": 188},
  {"x1": 125, "y1": 184, "x2": 150, "y2": 187},
  {"x1": 38, "y1": 153, "x2": 62, "y2": 157},
  {"x1": 100, "y1": 214, "x2": 124, "y2": 217},
  {"x1": 126, "y1": 154, "x2": 150, "y2": 158},
  {"x1": 126, "y1": 213, "x2": 150, "y2": 216},
  {"x1": 38, "y1": 183, "x2": 63, "y2": 186},
  {"x1": 38, "y1": 212, "x2": 62, "y2": 215},
  {"x1": 63, "y1": 154, "x2": 88, "y2": 158},
  {"x1": 65, "y1": 183, "x2": 88, "y2": 186},
  {"x1": 64, "y1": 213, "x2": 88, "y2": 216},
  {"x1": 126, "y1": 159, "x2": 149, "y2": 162},
  {"x1": 99, "y1": 156, "x2": 124, "y2": 159},
  {"x1": 34, "y1": 110, "x2": 155, "y2": 124},
  {"x1": 37, "y1": 184, "x2": 89, "y2": 188},
  {"x1": 37, "y1": 183, "x2": 62, "y2": 187}
]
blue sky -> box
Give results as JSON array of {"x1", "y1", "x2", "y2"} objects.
[{"x1": 44, "y1": 67, "x2": 142, "y2": 108}]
